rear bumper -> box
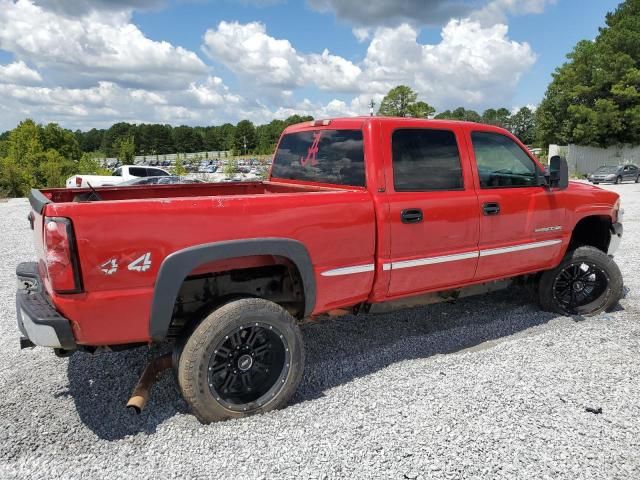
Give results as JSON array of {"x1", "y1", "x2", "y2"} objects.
[
  {"x1": 16, "y1": 262, "x2": 76, "y2": 350},
  {"x1": 608, "y1": 222, "x2": 623, "y2": 256}
]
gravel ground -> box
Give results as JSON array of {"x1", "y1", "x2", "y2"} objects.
[{"x1": 0, "y1": 183, "x2": 639, "y2": 479}]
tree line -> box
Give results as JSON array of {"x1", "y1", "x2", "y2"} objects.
[
  {"x1": 376, "y1": 85, "x2": 537, "y2": 144},
  {"x1": 75, "y1": 115, "x2": 313, "y2": 159}
]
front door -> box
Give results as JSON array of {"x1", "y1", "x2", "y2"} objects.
[
  {"x1": 469, "y1": 130, "x2": 565, "y2": 281},
  {"x1": 384, "y1": 124, "x2": 480, "y2": 298}
]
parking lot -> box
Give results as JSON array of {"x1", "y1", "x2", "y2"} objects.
[{"x1": 0, "y1": 183, "x2": 638, "y2": 479}]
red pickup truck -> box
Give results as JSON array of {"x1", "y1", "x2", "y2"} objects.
[{"x1": 16, "y1": 117, "x2": 624, "y2": 423}]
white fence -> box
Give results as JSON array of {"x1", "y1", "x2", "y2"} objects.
[{"x1": 550, "y1": 144, "x2": 640, "y2": 176}]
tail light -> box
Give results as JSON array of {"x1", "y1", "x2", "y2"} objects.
[
  {"x1": 75, "y1": 176, "x2": 82, "y2": 187},
  {"x1": 44, "y1": 217, "x2": 82, "y2": 293}
]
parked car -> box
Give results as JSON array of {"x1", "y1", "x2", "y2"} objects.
[
  {"x1": 18, "y1": 117, "x2": 623, "y2": 424},
  {"x1": 119, "y1": 176, "x2": 203, "y2": 186},
  {"x1": 588, "y1": 164, "x2": 640, "y2": 184},
  {"x1": 66, "y1": 165, "x2": 171, "y2": 188}
]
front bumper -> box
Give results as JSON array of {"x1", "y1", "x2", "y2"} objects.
[
  {"x1": 608, "y1": 222, "x2": 623, "y2": 256},
  {"x1": 16, "y1": 262, "x2": 76, "y2": 350}
]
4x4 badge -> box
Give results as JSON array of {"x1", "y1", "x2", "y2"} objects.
[{"x1": 100, "y1": 258, "x2": 118, "y2": 275}]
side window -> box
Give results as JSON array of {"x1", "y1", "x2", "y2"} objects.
[
  {"x1": 148, "y1": 168, "x2": 169, "y2": 176},
  {"x1": 129, "y1": 167, "x2": 146, "y2": 177},
  {"x1": 113, "y1": 168, "x2": 122, "y2": 176},
  {"x1": 392, "y1": 129, "x2": 463, "y2": 191},
  {"x1": 471, "y1": 131, "x2": 540, "y2": 188}
]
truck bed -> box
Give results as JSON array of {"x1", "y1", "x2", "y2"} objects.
[{"x1": 37, "y1": 180, "x2": 346, "y2": 204}]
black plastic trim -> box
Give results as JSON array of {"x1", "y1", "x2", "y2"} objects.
[
  {"x1": 16, "y1": 262, "x2": 77, "y2": 350},
  {"x1": 29, "y1": 189, "x2": 51, "y2": 214},
  {"x1": 149, "y1": 238, "x2": 316, "y2": 341}
]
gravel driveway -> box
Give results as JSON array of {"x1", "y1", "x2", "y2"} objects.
[{"x1": 1, "y1": 184, "x2": 639, "y2": 479}]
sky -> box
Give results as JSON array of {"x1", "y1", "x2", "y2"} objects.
[{"x1": 0, "y1": 0, "x2": 623, "y2": 132}]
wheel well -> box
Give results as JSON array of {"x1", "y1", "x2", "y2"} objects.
[
  {"x1": 570, "y1": 215, "x2": 611, "y2": 253},
  {"x1": 167, "y1": 262, "x2": 305, "y2": 339}
]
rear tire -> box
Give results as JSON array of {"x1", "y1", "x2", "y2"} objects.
[
  {"x1": 539, "y1": 246, "x2": 623, "y2": 316},
  {"x1": 177, "y1": 298, "x2": 304, "y2": 423},
  {"x1": 636, "y1": 175, "x2": 639, "y2": 183}
]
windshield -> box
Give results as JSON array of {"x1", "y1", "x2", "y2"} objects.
[
  {"x1": 271, "y1": 129, "x2": 365, "y2": 186},
  {"x1": 595, "y1": 166, "x2": 619, "y2": 173}
]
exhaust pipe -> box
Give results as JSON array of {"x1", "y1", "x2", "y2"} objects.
[{"x1": 126, "y1": 354, "x2": 172, "y2": 414}]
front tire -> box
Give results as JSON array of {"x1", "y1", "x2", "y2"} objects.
[
  {"x1": 177, "y1": 298, "x2": 304, "y2": 423},
  {"x1": 615, "y1": 176, "x2": 622, "y2": 184},
  {"x1": 635, "y1": 175, "x2": 639, "y2": 183},
  {"x1": 539, "y1": 246, "x2": 623, "y2": 316}
]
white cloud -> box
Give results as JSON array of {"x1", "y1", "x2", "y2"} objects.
[
  {"x1": 359, "y1": 20, "x2": 536, "y2": 108},
  {"x1": 309, "y1": 0, "x2": 556, "y2": 27},
  {"x1": 307, "y1": 0, "x2": 473, "y2": 27},
  {"x1": 473, "y1": 0, "x2": 557, "y2": 25},
  {"x1": 202, "y1": 18, "x2": 534, "y2": 111},
  {"x1": 0, "y1": 0, "x2": 207, "y2": 89},
  {"x1": 202, "y1": 21, "x2": 361, "y2": 92},
  {"x1": 0, "y1": 61, "x2": 42, "y2": 85},
  {"x1": 32, "y1": 0, "x2": 166, "y2": 16},
  {"x1": 352, "y1": 27, "x2": 371, "y2": 43}
]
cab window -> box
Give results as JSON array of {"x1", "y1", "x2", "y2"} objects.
[
  {"x1": 392, "y1": 129, "x2": 463, "y2": 191},
  {"x1": 471, "y1": 131, "x2": 539, "y2": 188}
]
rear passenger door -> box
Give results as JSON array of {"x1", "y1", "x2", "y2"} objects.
[{"x1": 383, "y1": 123, "x2": 480, "y2": 298}]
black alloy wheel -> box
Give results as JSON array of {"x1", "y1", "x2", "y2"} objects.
[
  {"x1": 552, "y1": 261, "x2": 609, "y2": 313},
  {"x1": 539, "y1": 246, "x2": 623, "y2": 316},
  {"x1": 207, "y1": 323, "x2": 290, "y2": 411},
  {"x1": 177, "y1": 298, "x2": 304, "y2": 423}
]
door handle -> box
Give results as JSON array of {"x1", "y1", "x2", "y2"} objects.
[
  {"x1": 401, "y1": 208, "x2": 423, "y2": 224},
  {"x1": 483, "y1": 202, "x2": 500, "y2": 216}
]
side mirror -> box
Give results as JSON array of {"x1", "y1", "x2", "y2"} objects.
[{"x1": 548, "y1": 155, "x2": 568, "y2": 189}]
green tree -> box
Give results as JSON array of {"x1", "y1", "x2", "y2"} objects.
[
  {"x1": 234, "y1": 120, "x2": 257, "y2": 154},
  {"x1": 117, "y1": 135, "x2": 136, "y2": 164},
  {"x1": 173, "y1": 154, "x2": 187, "y2": 176},
  {"x1": 41, "y1": 123, "x2": 81, "y2": 161},
  {"x1": 408, "y1": 101, "x2": 436, "y2": 118},
  {"x1": 536, "y1": 0, "x2": 640, "y2": 147},
  {"x1": 38, "y1": 149, "x2": 75, "y2": 188},
  {"x1": 378, "y1": 85, "x2": 418, "y2": 117},
  {"x1": 223, "y1": 158, "x2": 239, "y2": 177},
  {"x1": 482, "y1": 108, "x2": 512, "y2": 126},
  {"x1": 435, "y1": 107, "x2": 482, "y2": 122},
  {"x1": 509, "y1": 107, "x2": 537, "y2": 144}
]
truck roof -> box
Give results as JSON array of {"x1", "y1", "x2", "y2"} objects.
[{"x1": 284, "y1": 116, "x2": 500, "y2": 134}]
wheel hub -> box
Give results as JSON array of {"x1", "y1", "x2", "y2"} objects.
[
  {"x1": 237, "y1": 354, "x2": 253, "y2": 372},
  {"x1": 572, "y1": 280, "x2": 585, "y2": 292}
]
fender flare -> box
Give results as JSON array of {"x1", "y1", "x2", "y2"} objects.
[{"x1": 149, "y1": 238, "x2": 316, "y2": 341}]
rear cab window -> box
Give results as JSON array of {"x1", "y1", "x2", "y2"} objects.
[
  {"x1": 271, "y1": 129, "x2": 365, "y2": 186},
  {"x1": 392, "y1": 129, "x2": 463, "y2": 191}
]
